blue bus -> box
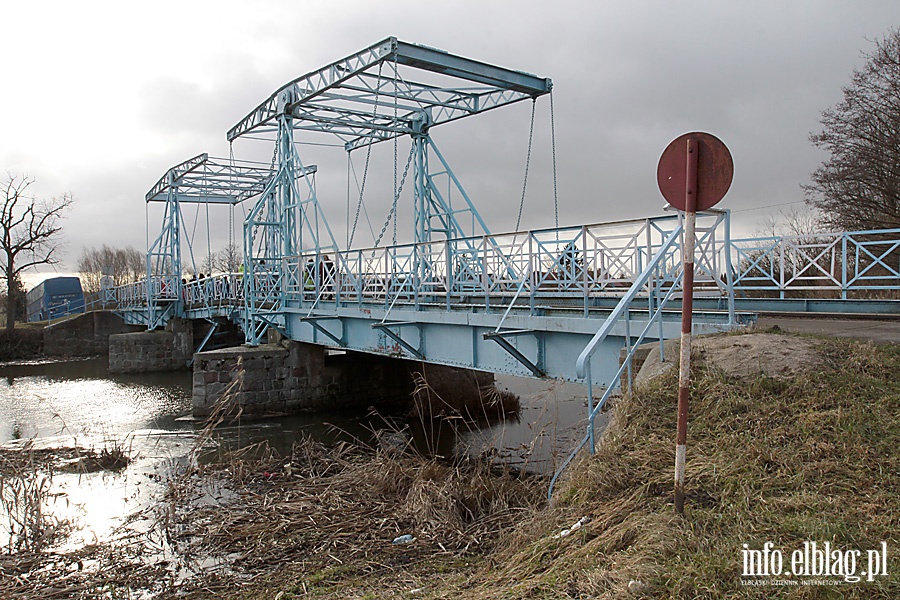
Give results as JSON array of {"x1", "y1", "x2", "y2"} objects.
[{"x1": 26, "y1": 277, "x2": 86, "y2": 322}]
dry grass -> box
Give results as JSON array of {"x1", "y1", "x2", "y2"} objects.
[
  {"x1": 4, "y1": 332, "x2": 900, "y2": 599},
  {"x1": 159, "y1": 436, "x2": 545, "y2": 598},
  {"x1": 466, "y1": 335, "x2": 900, "y2": 599},
  {"x1": 0, "y1": 443, "x2": 67, "y2": 554}
]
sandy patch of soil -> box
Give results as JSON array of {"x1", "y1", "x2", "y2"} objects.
[{"x1": 636, "y1": 332, "x2": 823, "y2": 384}]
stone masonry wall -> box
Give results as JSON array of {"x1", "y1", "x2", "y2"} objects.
[
  {"x1": 43, "y1": 311, "x2": 143, "y2": 357},
  {"x1": 109, "y1": 318, "x2": 194, "y2": 374},
  {"x1": 192, "y1": 341, "x2": 494, "y2": 418}
]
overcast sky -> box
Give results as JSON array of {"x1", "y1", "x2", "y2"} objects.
[{"x1": 3, "y1": 0, "x2": 899, "y2": 285}]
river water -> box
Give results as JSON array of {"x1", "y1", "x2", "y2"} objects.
[{"x1": 0, "y1": 356, "x2": 598, "y2": 550}]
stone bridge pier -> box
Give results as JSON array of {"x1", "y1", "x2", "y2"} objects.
[
  {"x1": 108, "y1": 316, "x2": 496, "y2": 418},
  {"x1": 192, "y1": 340, "x2": 494, "y2": 418}
]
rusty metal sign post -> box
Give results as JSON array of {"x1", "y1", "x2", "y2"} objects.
[{"x1": 657, "y1": 132, "x2": 733, "y2": 514}]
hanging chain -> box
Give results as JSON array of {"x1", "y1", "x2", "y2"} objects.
[
  {"x1": 346, "y1": 152, "x2": 352, "y2": 248},
  {"x1": 393, "y1": 147, "x2": 399, "y2": 244},
  {"x1": 374, "y1": 145, "x2": 413, "y2": 249},
  {"x1": 348, "y1": 61, "x2": 384, "y2": 248},
  {"x1": 550, "y1": 90, "x2": 559, "y2": 230},
  {"x1": 515, "y1": 98, "x2": 537, "y2": 232},
  {"x1": 393, "y1": 64, "x2": 399, "y2": 246},
  {"x1": 228, "y1": 142, "x2": 235, "y2": 252}
]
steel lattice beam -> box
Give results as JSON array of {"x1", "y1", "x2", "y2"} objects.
[
  {"x1": 226, "y1": 37, "x2": 552, "y2": 151},
  {"x1": 146, "y1": 154, "x2": 315, "y2": 204}
]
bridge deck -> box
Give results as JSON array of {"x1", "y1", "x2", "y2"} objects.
[{"x1": 111, "y1": 215, "x2": 900, "y2": 386}]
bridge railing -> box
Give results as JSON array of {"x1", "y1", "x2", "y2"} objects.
[
  {"x1": 181, "y1": 273, "x2": 245, "y2": 309},
  {"x1": 114, "y1": 279, "x2": 148, "y2": 309},
  {"x1": 105, "y1": 219, "x2": 900, "y2": 325},
  {"x1": 283, "y1": 212, "x2": 731, "y2": 315},
  {"x1": 730, "y1": 228, "x2": 900, "y2": 298}
]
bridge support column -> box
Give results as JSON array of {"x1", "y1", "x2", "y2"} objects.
[
  {"x1": 192, "y1": 340, "x2": 495, "y2": 419},
  {"x1": 109, "y1": 318, "x2": 194, "y2": 373}
]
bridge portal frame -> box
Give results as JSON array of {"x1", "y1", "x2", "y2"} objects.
[
  {"x1": 144, "y1": 153, "x2": 282, "y2": 329},
  {"x1": 227, "y1": 37, "x2": 554, "y2": 345}
]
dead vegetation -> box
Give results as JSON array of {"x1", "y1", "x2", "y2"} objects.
[
  {"x1": 3, "y1": 332, "x2": 900, "y2": 599},
  {"x1": 159, "y1": 437, "x2": 544, "y2": 598},
  {"x1": 470, "y1": 335, "x2": 900, "y2": 599}
]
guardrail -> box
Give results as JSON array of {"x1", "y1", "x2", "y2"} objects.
[
  {"x1": 104, "y1": 217, "x2": 900, "y2": 327},
  {"x1": 730, "y1": 228, "x2": 900, "y2": 298},
  {"x1": 282, "y1": 212, "x2": 730, "y2": 315}
]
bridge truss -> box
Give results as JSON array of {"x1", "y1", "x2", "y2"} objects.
[
  {"x1": 144, "y1": 153, "x2": 283, "y2": 329},
  {"x1": 227, "y1": 37, "x2": 553, "y2": 343}
]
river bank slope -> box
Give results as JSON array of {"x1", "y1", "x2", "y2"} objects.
[{"x1": 2, "y1": 330, "x2": 899, "y2": 598}]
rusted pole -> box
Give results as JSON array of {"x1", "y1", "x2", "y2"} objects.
[{"x1": 674, "y1": 137, "x2": 698, "y2": 515}]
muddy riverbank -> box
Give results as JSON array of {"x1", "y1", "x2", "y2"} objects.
[{"x1": 0, "y1": 354, "x2": 592, "y2": 598}]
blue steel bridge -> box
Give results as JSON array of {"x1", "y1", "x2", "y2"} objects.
[{"x1": 99, "y1": 37, "x2": 900, "y2": 475}]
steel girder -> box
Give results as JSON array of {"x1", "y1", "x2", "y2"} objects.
[
  {"x1": 284, "y1": 303, "x2": 734, "y2": 387},
  {"x1": 146, "y1": 153, "x2": 280, "y2": 205},
  {"x1": 227, "y1": 37, "x2": 552, "y2": 152}
]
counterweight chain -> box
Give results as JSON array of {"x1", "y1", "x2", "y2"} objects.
[
  {"x1": 515, "y1": 98, "x2": 537, "y2": 232},
  {"x1": 374, "y1": 145, "x2": 414, "y2": 249},
  {"x1": 348, "y1": 61, "x2": 384, "y2": 248}
]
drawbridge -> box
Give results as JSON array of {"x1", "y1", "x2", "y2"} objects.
[
  {"x1": 104, "y1": 37, "x2": 900, "y2": 484},
  {"x1": 118, "y1": 36, "x2": 747, "y2": 386}
]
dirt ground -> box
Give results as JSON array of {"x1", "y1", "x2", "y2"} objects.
[
  {"x1": 637, "y1": 313, "x2": 900, "y2": 384},
  {"x1": 637, "y1": 331, "x2": 825, "y2": 383},
  {"x1": 757, "y1": 315, "x2": 900, "y2": 344}
]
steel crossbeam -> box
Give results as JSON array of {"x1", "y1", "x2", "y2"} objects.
[
  {"x1": 146, "y1": 154, "x2": 288, "y2": 204},
  {"x1": 227, "y1": 37, "x2": 551, "y2": 151}
]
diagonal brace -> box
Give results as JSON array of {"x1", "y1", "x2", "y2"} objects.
[
  {"x1": 483, "y1": 330, "x2": 544, "y2": 377},
  {"x1": 301, "y1": 316, "x2": 344, "y2": 346},
  {"x1": 373, "y1": 322, "x2": 424, "y2": 359}
]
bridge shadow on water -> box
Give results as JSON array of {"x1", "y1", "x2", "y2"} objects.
[{"x1": 0, "y1": 356, "x2": 595, "y2": 475}]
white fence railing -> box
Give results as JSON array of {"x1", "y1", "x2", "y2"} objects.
[{"x1": 106, "y1": 218, "x2": 900, "y2": 321}]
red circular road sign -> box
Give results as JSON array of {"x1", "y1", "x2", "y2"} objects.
[{"x1": 657, "y1": 132, "x2": 733, "y2": 211}]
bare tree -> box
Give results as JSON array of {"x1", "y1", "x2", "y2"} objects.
[
  {"x1": 1, "y1": 174, "x2": 73, "y2": 331},
  {"x1": 211, "y1": 243, "x2": 242, "y2": 274},
  {"x1": 0, "y1": 274, "x2": 26, "y2": 323},
  {"x1": 805, "y1": 29, "x2": 900, "y2": 231},
  {"x1": 77, "y1": 245, "x2": 145, "y2": 293},
  {"x1": 756, "y1": 206, "x2": 825, "y2": 239}
]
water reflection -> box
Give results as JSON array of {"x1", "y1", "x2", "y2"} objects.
[
  {"x1": 0, "y1": 357, "x2": 191, "y2": 442},
  {"x1": 0, "y1": 357, "x2": 594, "y2": 551},
  {"x1": 0, "y1": 358, "x2": 594, "y2": 470}
]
